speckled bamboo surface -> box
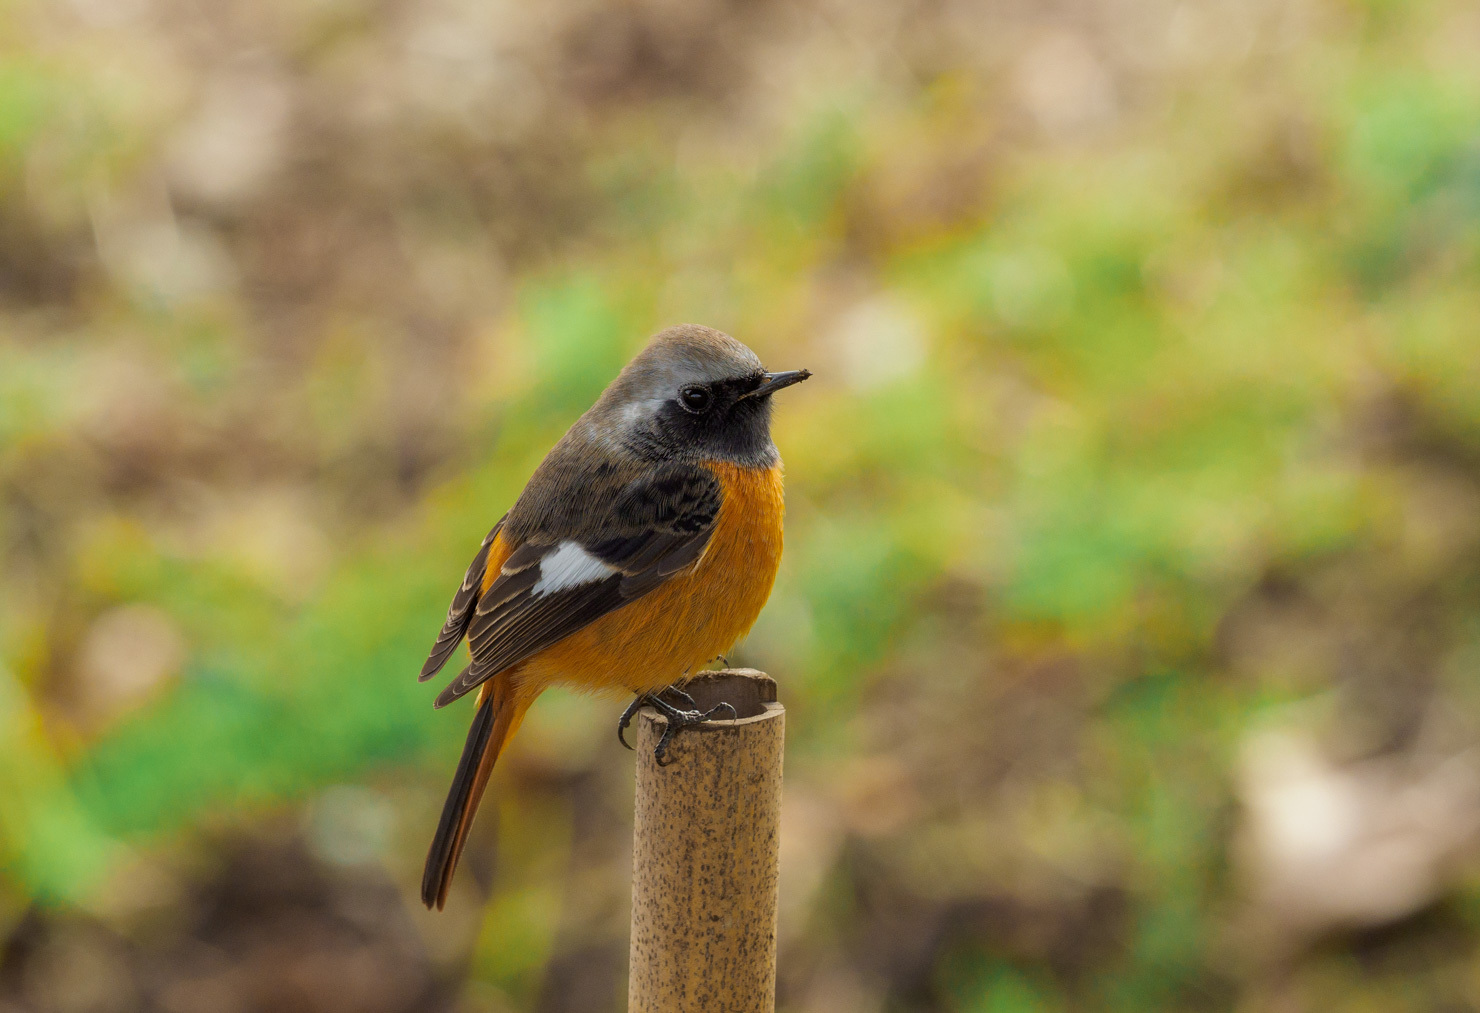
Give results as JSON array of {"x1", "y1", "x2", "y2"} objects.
[{"x1": 628, "y1": 670, "x2": 784, "y2": 1013}]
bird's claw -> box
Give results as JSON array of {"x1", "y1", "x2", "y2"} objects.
[
  {"x1": 618, "y1": 685, "x2": 699, "y2": 750},
  {"x1": 615, "y1": 688, "x2": 739, "y2": 764},
  {"x1": 616, "y1": 695, "x2": 644, "y2": 751}
]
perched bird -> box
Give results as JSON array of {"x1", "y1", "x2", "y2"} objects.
[{"x1": 418, "y1": 324, "x2": 810, "y2": 909}]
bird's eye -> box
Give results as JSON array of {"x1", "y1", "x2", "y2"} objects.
[{"x1": 679, "y1": 385, "x2": 712, "y2": 413}]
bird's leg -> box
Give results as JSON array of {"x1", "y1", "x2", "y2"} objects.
[
  {"x1": 616, "y1": 686, "x2": 696, "y2": 749},
  {"x1": 615, "y1": 685, "x2": 738, "y2": 764},
  {"x1": 657, "y1": 685, "x2": 697, "y2": 709},
  {"x1": 618, "y1": 690, "x2": 690, "y2": 750}
]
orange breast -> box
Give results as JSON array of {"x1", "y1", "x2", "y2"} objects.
[{"x1": 518, "y1": 461, "x2": 786, "y2": 696}]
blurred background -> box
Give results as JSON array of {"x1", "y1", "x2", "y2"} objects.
[{"x1": 3, "y1": 0, "x2": 1480, "y2": 1009}]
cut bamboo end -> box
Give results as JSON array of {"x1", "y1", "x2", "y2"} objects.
[{"x1": 628, "y1": 669, "x2": 785, "y2": 1013}]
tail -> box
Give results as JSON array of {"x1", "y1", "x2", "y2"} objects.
[{"x1": 422, "y1": 676, "x2": 529, "y2": 909}]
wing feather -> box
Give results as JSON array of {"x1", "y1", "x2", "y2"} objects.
[
  {"x1": 427, "y1": 465, "x2": 721, "y2": 708},
  {"x1": 419, "y1": 520, "x2": 504, "y2": 682}
]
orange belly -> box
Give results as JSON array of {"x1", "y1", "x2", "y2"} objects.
[{"x1": 514, "y1": 461, "x2": 785, "y2": 696}]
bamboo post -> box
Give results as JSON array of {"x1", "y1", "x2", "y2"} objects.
[{"x1": 628, "y1": 669, "x2": 785, "y2": 1013}]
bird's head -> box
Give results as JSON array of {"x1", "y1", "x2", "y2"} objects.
[{"x1": 590, "y1": 324, "x2": 811, "y2": 467}]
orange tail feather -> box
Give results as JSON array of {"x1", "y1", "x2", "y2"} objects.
[{"x1": 422, "y1": 676, "x2": 528, "y2": 909}]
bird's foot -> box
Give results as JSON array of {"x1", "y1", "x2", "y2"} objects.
[
  {"x1": 616, "y1": 685, "x2": 693, "y2": 750},
  {"x1": 616, "y1": 685, "x2": 738, "y2": 766}
]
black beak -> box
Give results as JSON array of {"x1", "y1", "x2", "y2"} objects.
[{"x1": 741, "y1": 369, "x2": 812, "y2": 399}]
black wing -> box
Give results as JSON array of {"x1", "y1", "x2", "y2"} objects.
[
  {"x1": 419, "y1": 518, "x2": 505, "y2": 682},
  {"x1": 430, "y1": 464, "x2": 722, "y2": 708}
]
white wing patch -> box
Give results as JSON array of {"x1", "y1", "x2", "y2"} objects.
[{"x1": 532, "y1": 541, "x2": 617, "y2": 597}]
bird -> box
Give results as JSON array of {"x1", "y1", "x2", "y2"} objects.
[{"x1": 417, "y1": 324, "x2": 810, "y2": 909}]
